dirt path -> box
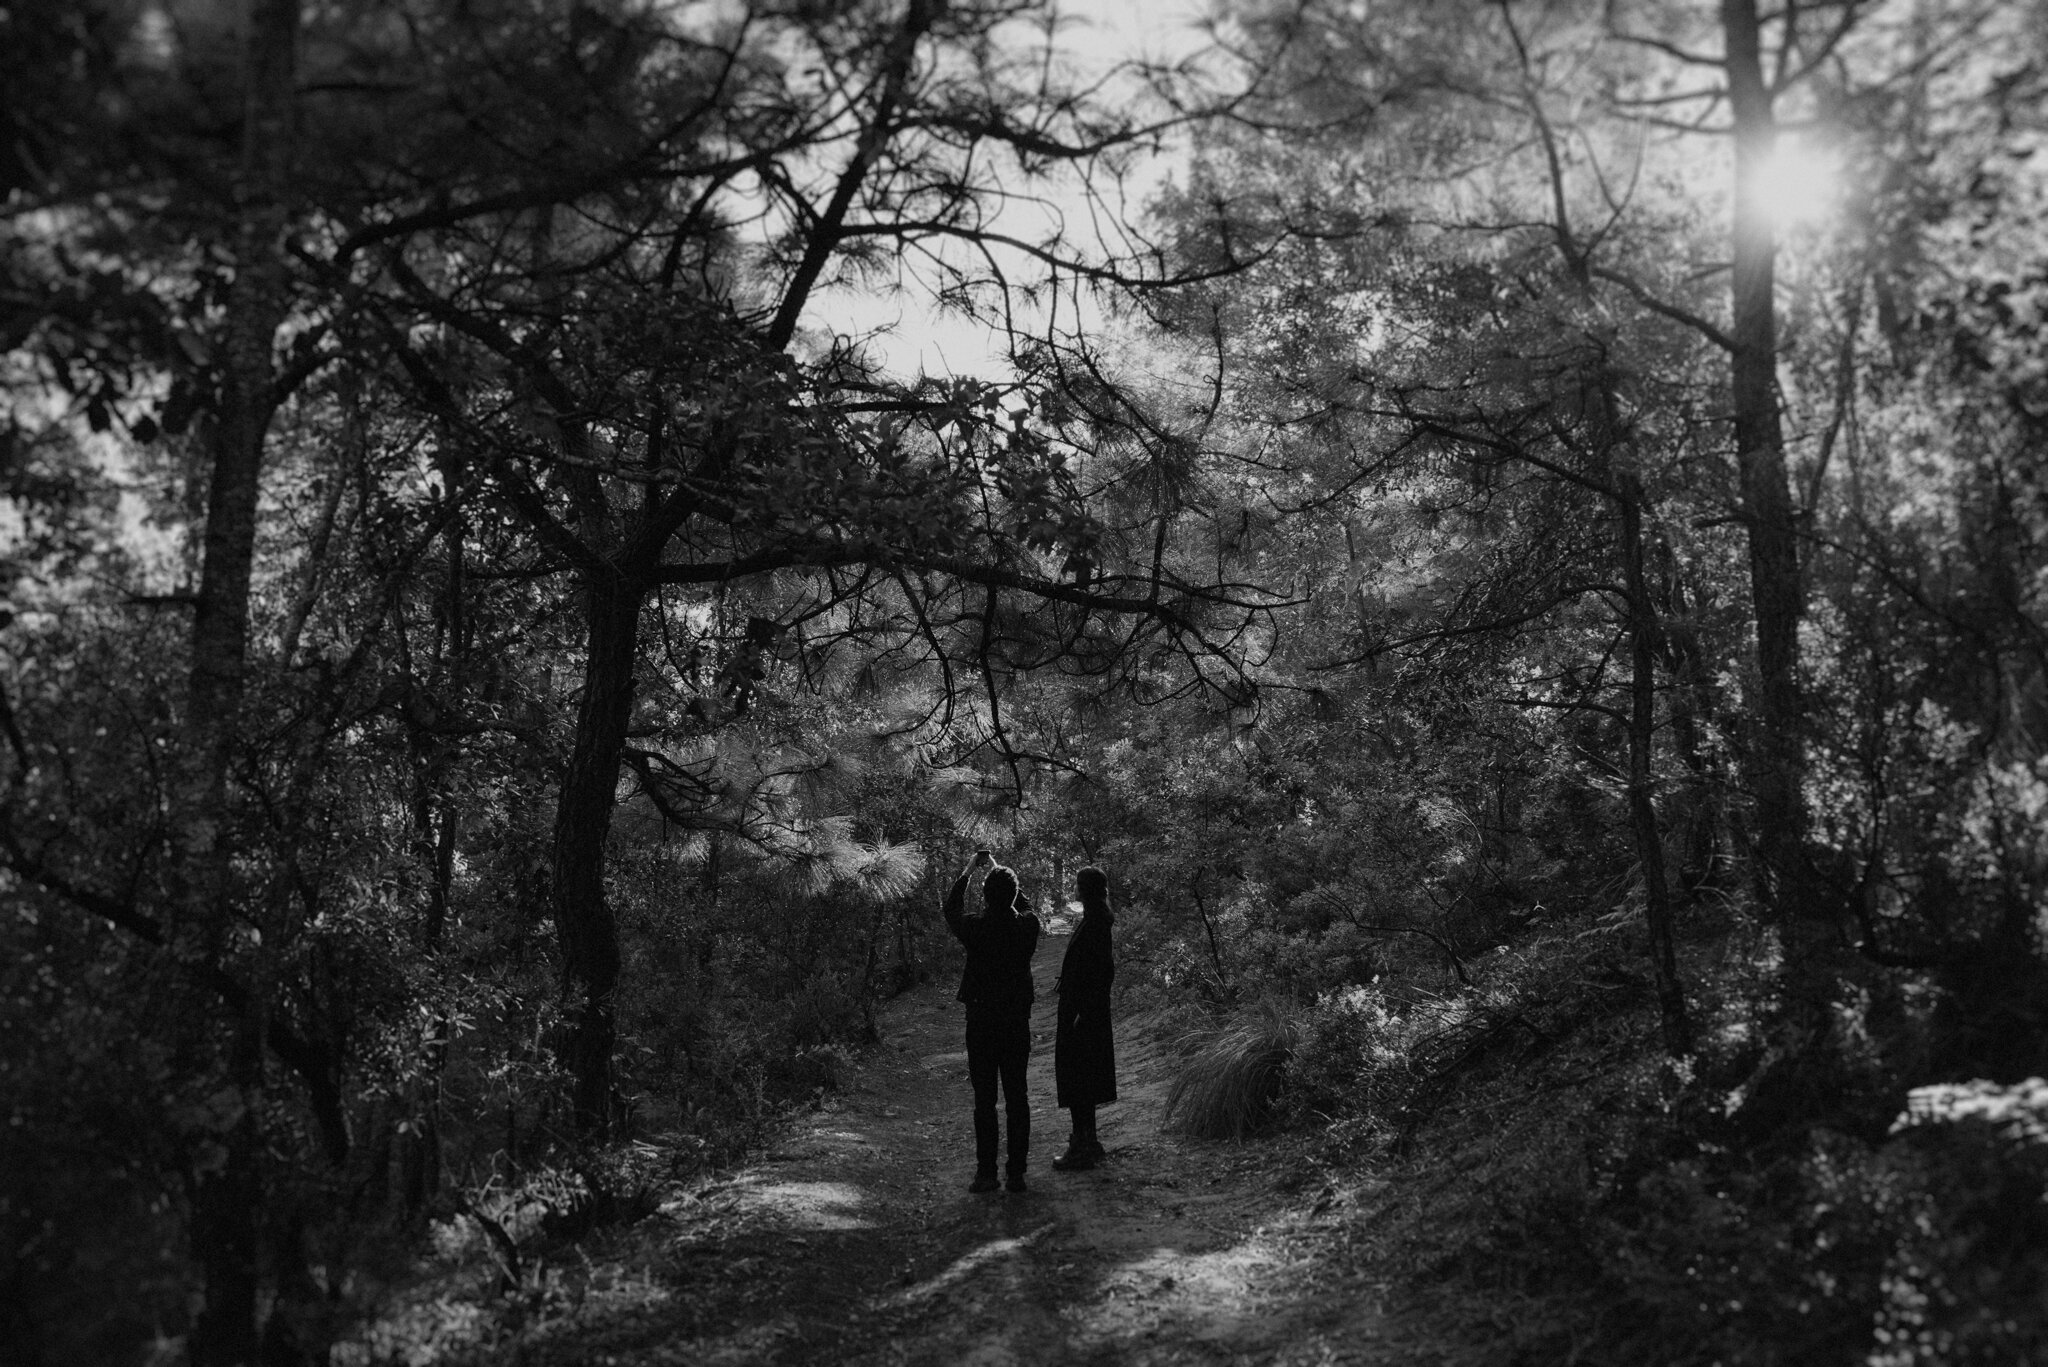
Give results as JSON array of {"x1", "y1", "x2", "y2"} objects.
[{"x1": 453, "y1": 934, "x2": 1385, "y2": 1366}]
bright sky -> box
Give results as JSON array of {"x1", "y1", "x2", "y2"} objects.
[
  {"x1": 807, "y1": 0, "x2": 1217, "y2": 382},
  {"x1": 1060, "y1": 0, "x2": 1215, "y2": 67}
]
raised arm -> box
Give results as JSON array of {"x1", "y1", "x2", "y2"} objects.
[{"x1": 942, "y1": 849, "x2": 996, "y2": 939}]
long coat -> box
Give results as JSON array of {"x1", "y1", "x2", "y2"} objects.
[{"x1": 1054, "y1": 911, "x2": 1116, "y2": 1108}]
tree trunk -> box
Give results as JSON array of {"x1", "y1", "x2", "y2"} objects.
[
  {"x1": 1723, "y1": 0, "x2": 1807, "y2": 914},
  {"x1": 423, "y1": 497, "x2": 466, "y2": 950},
  {"x1": 188, "y1": 1016, "x2": 263, "y2": 1367},
  {"x1": 1618, "y1": 468, "x2": 1694, "y2": 1056},
  {"x1": 424, "y1": 806, "x2": 458, "y2": 949},
  {"x1": 182, "y1": 2, "x2": 300, "y2": 1360},
  {"x1": 187, "y1": 0, "x2": 298, "y2": 801},
  {"x1": 1660, "y1": 601, "x2": 1726, "y2": 896},
  {"x1": 526, "y1": 0, "x2": 944, "y2": 1134},
  {"x1": 275, "y1": 464, "x2": 347, "y2": 670},
  {"x1": 1648, "y1": 528, "x2": 1726, "y2": 896},
  {"x1": 551, "y1": 571, "x2": 642, "y2": 1134}
]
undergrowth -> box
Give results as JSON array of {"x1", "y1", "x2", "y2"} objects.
[{"x1": 1170, "y1": 899, "x2": 2048, "y2": 1365}]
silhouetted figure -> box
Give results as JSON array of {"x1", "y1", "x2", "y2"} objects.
[
  {"x1": 1052, "y1": 865, "x2": 1117, "y2": 1171},
  {"x1": 943, "y1": 850, "x2": 1041, "y2": 1193}
]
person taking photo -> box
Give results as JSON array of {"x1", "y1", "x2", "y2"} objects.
[{"x1": 943, "y1": 850, "x2": 1041, "y2": 1193}]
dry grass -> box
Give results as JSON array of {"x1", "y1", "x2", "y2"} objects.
[{"x1": 1163, "y1": 1000, "x2": 1303, "y2": 1140}]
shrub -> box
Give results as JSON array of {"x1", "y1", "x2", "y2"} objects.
[{"x1": 1870, "y1": 1079, "x2": 2048, "y2": 1365}]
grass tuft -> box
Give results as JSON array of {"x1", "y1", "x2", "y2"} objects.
[{"x1": 1163, "y1": 1000, "x2": 1302, "y2": 1139}]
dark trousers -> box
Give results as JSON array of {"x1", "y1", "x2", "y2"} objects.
[{"x1": 966, "y1": 1012, "x2": 1031, "y2": 1176}]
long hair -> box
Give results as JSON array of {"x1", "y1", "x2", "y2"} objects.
[{"x1": 1076, "y1": 865, "x2": 1112, "y2": 924}]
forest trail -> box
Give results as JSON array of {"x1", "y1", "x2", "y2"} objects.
[{"x1": 493, "y1": 932, "x2": 1387, "y2": 1366}]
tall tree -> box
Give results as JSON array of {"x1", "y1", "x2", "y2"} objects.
[
  {"x1": 1719, "y1": 0, "x2": 1808, "y2": 912},
  {"x1": 182, "y1": 8, "x2": 303, "y2": 1354},
  {"x1": 311, "y1": 0, "x2": 1267, "y2": 1130},
  {"x1": 1145, "y1": 0, "x2": 1738, "y2": 1044},
  {"x1": 1166, "y1": 0, "x2": 2018, "y2": 932}
]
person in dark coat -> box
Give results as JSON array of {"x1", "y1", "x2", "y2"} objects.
[
  {"x1": 943, "y1": 849, "x2": 1041, "y2": 1193},
  {"x1": 1052, "y1": 865, "x2": 1117, "y2": 1171}
]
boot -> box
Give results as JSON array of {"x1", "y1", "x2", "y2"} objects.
[
  {"x1": 1074, "y1": 1105, "x2": 1106, "y2": 1163},
  {"x1": 1005, "y1": 1172, "x2": 1028, "y2": 1193},
  {"x1": 969, "y1": 1168, "x2": 1000, "y2": 1193},
  {"x1": 1051, "y1": 1139, "x2": 1097, "y2": 1172}
]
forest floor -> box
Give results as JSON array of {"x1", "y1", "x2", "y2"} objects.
[{"x1": 375, "y1": 931, "x2": 1404, "y2": 1366}]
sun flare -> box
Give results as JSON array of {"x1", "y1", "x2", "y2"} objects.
[{"x1": 1750, "y1": 136, "x2": 1839, "y2": 227}]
